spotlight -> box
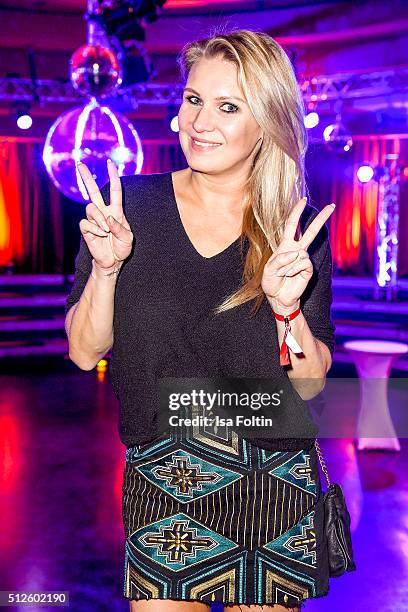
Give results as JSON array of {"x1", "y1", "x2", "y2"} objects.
[
  {"x1": 304, "y1": 112, "x2": 319, "y2": 129},
  {"x1": 17, "y1": 113, "x2": 32, "y2": 130},
  {"x1": 119, "y1": 40, "x2": 154, "y2": 86},
  {"x1": 99, "y1": 1, "x2": 167, "y2": 42},
  {"x1": 170, "y1": 116, "x2": 179, "y2": 132},
  {"x1": 166, "y1": 104, "x2": 179, "y2": 133},
  {"x1": 14, "y1": 102, "x2": 32, "y2": 130},
  {"x1": 357, "y1": 165, "x2": 374, "y2": 183},
  {"x1": 323, "y1": 124, "x2": 335, "y2": 142},
  {"x1": 323, "y1": 121, "x2": 353, "y2": 154}
]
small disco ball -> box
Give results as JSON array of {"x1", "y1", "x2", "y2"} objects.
[
  {"x1": 324, "y1": 122, "x2": 353, "y2": 154},
  {"x1": 42, "y1": 98, "x2": 144, "y2": 203},
  {"x1": 70, "y1": 44, "x2": 122, "y2": 98}
]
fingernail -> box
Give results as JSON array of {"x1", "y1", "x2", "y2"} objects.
[
  {"x1": 107, "y1": 159, "x2": 113, "y2": 164},
  {"x1": 331, "y1": 203, "x2": 336, "y2": 209}
]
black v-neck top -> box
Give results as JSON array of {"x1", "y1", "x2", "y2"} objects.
[{"x1": 65, "y1": 171, "x2": 336, "y2": 451}]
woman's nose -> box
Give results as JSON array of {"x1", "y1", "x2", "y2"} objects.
[{"x1": 192, "y1": 105, "x2": 216, "y2": 132}]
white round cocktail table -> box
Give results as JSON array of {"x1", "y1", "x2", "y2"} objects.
[{"x1": 344, "y1": 339, "x2": 408, "y2": 451}]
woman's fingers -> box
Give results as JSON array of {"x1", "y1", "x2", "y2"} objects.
[
  {"x1": 79, "y1": 218, "x2": 109, "y2": 238},
  {"x1": 77, "y1": 162, "x2": 107, "y2": 212},
  {"x1": 282, "y1": 197, "x2": 308, "y2": 242},
  {"x1": 298, "y1": 204, "x2": 336, "y2": 250},
  {"x1": 86, "y1": 202, "x2": 110, "y2": 232},
  {"x1": 274, "y1": 249, "x2": 308, "y2": 275},
  {"x1": 107, "y1": 215, "x2": 133, "y2": 245},
  {"x1": 266, "y1": 249, "x2": 299, "y2": 272},
  {"x1": 276, "y1": 253, "x2": 313, "y2": 277},
  {"x1": 106, "y1": 159, "x2": 123, "y2": 218}
]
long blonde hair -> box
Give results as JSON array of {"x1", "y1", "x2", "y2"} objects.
[{"x1": 176, "y1": 26, "x2": 308, "y2": 316}]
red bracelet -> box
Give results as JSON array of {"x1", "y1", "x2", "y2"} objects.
[{"x1": 272, "y1": 305, "x2": 302, "y2": 366}]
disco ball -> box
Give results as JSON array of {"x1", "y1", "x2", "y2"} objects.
[
  {"x1": 324, "y1": 122, "x2": 353, "y2": 153},
  {"x1": 43, "y1": 98, "x2": 144, "y2": 203},
  {"x1": 70, "y1": 44, "x2": 122, "y2": 98}
]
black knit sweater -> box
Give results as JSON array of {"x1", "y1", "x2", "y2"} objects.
[{"x1": 65, "y1": 171, "x2": 335, "y2": 451}]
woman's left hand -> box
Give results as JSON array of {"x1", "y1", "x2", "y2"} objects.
[{"x1": 261, "y1": 197, "x2": 336, "y2": 310}]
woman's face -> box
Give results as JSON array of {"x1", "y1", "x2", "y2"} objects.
[{"x1": 178, "y1": 56, "x2": 263, "y2": 176}]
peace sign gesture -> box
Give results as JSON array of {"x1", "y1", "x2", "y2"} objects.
[
  {"x1": 77, "y1": 159, "x2": 134, "y2": 272},
  {"x1": 261, "y1": 197, "x2": 336, "y2": 310}
]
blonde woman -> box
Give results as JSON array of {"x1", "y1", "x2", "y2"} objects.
[{"x1": 66, "y1": 27, "x2": 338, "y2": 612}]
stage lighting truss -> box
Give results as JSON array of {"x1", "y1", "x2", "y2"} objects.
[
  {"x1": 300, "y1": 67, "x2": 408, "y2": 103},
  {"x1": 1, "y1": 66, "x2": 407, "y2": 109}
]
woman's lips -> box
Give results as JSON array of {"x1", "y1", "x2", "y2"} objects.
[{"x1": 190, "y1": 136, "x2": 223, "y2": 152}]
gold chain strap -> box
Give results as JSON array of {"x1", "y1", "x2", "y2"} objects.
[{"x1": 314, "y1": 439, "x2": 331, "y2": 487}]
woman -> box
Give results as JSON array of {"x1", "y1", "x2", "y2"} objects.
[{"x1": 65, "y1": 28, "x2": 337, "y2": 611}]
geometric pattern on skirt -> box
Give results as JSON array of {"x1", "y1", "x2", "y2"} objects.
[{"x1": 122, "y1": 420, "x2": 330, "y2": 608}]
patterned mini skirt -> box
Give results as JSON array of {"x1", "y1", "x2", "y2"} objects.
[{"x1": 121, "y1": 426, "x2": 330, "y2": 609}]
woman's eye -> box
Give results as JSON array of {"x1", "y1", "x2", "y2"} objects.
[
  {"x1": 220, "y1": 103, "x2": 238, "y2": 113},
  {"x1": 184, "y1": 95, "x2": 238, "y2": 114},
  {"x1": 185, "y1": 95, "x2": 200, "y2": 105}
]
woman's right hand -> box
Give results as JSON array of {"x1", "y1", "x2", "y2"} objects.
[{"x1": 77, "y1": 159, "x2": 134, "y2": 271}]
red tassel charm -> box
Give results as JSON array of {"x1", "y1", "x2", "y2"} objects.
[
  {"x1": 279, "y1": 318, "x2": 292, "y2": 366},
  {"x1": 272, "y1": 306, "x2": 302, "y2": 367}
]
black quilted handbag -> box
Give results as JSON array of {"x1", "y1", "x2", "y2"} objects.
[{"x1": 314, "y1": 439, "x2": 357, "y2": 577}]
